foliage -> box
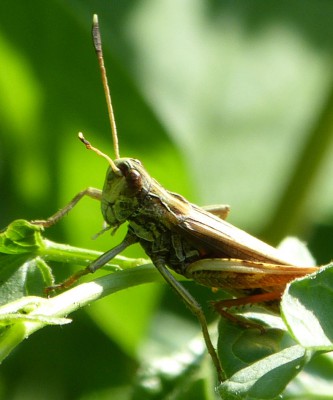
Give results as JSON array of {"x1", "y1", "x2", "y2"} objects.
[
  {"x1": 1, "y1": 220, "x2": 333, "y2": 400},
  {"x1": 1, "y1": 1, "x2": 333, "y2": 399}
]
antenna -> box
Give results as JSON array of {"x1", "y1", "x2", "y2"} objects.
[
  {"x1": 92, "y1": 14, "x2": 120, "y2": 160},
  {"x1": 78, "y1": 132, "x2": 121, "y2": 174}
]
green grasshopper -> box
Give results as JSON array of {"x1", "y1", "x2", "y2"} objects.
[{"x1": 35, "y1": 15, "x2": 319, "y2": 382}]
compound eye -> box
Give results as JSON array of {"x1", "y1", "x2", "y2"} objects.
[
  {"x1": 129, "y1": 169, "x2": 140, "y2": 182},
  {"x1": 127, "y1": 169, "x2": 143, "y2": 190}
]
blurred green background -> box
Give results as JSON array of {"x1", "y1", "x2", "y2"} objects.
[{"x1": 1, "y1": 0, "x2": 333, "y2": 399}]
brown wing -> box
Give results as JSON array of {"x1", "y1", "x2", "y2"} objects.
[{"x1": 176, "y1": 203, "x2": 306, "y2": 267}]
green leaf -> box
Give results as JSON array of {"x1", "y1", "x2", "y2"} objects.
[
  {"x1": 0, "y1": 255, "x2": 49, "y2": 304},
  {"x1": 0, "y1": 219, "x2": 44, "y2": 254},
  {"x1": 285, "y1": 352, "x2": 333, "y2": 399},
  {"x1": 219, "y1": 345, "x2": 311, "y2": 400},
  {"x1": 0, "y1": 220, "x2": 50, "y2": 303},
  {"x1": 217, "y1": 315, "x2": 294, "y2": 376},
  {"x1": 282, "y1": 263, "x2": 333, "y2": 349}
]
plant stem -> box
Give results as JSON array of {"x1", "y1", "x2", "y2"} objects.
[{"x1": 39, "y1": 238, "x2": 149, "y2": 269}]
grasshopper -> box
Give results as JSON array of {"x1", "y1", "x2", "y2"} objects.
[{"x1": 35, "y1": 15, "x2": 320, "y2": 382}]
